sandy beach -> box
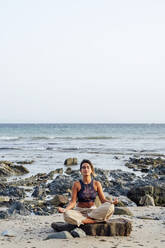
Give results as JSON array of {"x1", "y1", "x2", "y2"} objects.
[{"x1": 0, "y1": 206, "x2": 165, "y2": 248}]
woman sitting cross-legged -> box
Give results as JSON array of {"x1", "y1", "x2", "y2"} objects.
[{"x1": 58, "y1": 159, "x2": 118, "y2": 227}]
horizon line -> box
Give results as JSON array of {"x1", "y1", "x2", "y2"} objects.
[{"x1": 0, "y1": 122, "x2": 165, "y2": 125}]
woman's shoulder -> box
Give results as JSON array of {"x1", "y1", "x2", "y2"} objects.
[
  {"x1": 93, "y1": 180, "x2": 102, "y2": 187},
  {"x1": 73, "y1": 180, "x2": 81, "y2": 188}
]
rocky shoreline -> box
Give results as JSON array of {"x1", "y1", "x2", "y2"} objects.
[{"x1": 0, "y1": 156, "x2": 165, "y2": 220}]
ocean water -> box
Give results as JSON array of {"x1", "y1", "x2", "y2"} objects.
[{"x1": 0, "y1": 123, "x2": 165, "y2": 177}]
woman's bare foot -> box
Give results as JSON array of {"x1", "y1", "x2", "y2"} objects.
[{"x1": 82, "y1": 218, "x2": 96, "y2": 224}]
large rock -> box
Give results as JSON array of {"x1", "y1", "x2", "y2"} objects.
[
  {"x1": 139, "y1": 194, "x2": 155, "y2": 206},
  {"x1": 125, "y1": 157, "x2": 165, "y2": 172},
  {"x1": 114, "y1": 207, "x2": 133, "y2": 216},
  {"x1": 51, "y1": 219, "x2": 132, "y2": 236},
  {"x1": 48, "y1": 175, "x2": 74, "y2": 194},
  {"x1": 64, "y1": 158, "x2": 78, "y2": 166},
  {"x1": 0, "y1": 185, "x2": 25, "y2": 198},
  {"x1": 0, "y1": 161, "x2": 29, "y2": 177},
  {"x1": 0, "y1": 196, "x2": 10, "y2": 204},
  {"x1": 154, "y1": 164, "x2": 165, "y2": 175},
  {"x1": 8, "y1": 201, "x2": 30, "y2": 215},
  {"x1": 81, "y1": 219, "x2": 132, "y2": 236},
  {"x1": 127, "y1": 184, "x2": 165, "y2": 206},
  {"x1": 48, "y1": 195, "x2": 69, "y2": 207},
  {"x1": 51, "y1": 221, "x2": 76, "y2": 232}
]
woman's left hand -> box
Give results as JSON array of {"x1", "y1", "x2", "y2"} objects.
[{"x1": 58, "y1": 207, "x2": 66, "y2": 213}]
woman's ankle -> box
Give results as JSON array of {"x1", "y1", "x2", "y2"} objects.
[{"x1": 82, "y1": 218, "x2": 96, "y2": 224}]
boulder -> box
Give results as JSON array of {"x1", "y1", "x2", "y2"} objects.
[
  {"x1": 127, "y1": 184, "x2": 165, "y2": 206},
  {"x1": 70, "y1": 228, "x2": 86, "y2": 238},
  {"x1": 45, "y1": 231, "x2": 73, "y2": 240},
  {"x1": 48, "y1": 175, "x2": 73, "y2": 194},
  {"x1": 125, "y1": 157, "x2": 165, "y2": 172},
  {"x1": 64, "y1": 158, "x2": 78, "y2": 166},
  {"x1": 0, "y1": 161, "x2": 29, "y2": 177},
  {"x1": 51, "y1": 219, "x2": 132, "y2": 236},
  {"x1": 51, "y1": 222, "x2": 76, "y2": 232},
  {"x1": 48, "y1": 195, "x2": 69, "y2": 207},
  {"x1": 0, "y1": 196, "x2": 10, "y2": 204},
  {"x1": 80, "y1": 218, "x2": 132, "y2": 236},
  {"x1": 47, "y1": 168, "x2": 63, "y2": 179},
  {"x1": 8, "y1": 201, "x2": 30, "y2": 215},
  {"x1": 65, "y1": 167, "x2": 72, "y2": 175},
  {"x1": 114, "y1": 207, "x2": 133, "y2": 216},
  {"x1": 31, "y1": 186, "x2": 46, "y2": 199},
  {"x1": 139, "y1": 194, "x2": 155, "y2": 206},
  {"x1": 0, "y1": 186, "x2": 25, "y2": 198}
]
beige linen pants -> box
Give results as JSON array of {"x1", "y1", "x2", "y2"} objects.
[{"x1": 64, "y1": 202, "x2": 114, "y2": 227}]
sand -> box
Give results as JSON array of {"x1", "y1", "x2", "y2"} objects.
[{"x1": 0, "y1": 206, "x2": 165, "y2": 248}]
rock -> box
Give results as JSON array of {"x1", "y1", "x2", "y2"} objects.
[
  {"x1": 139, "y1": 194, "x2": 155, "y2": 206},
  {"x1": 125, "y1": 157, "x2": 165, "y2": 172},
  {"x1": 45, "y1": 231, "x2": 73, "y2": 240},
  {"x1": 48, "y1": 195, "x2": 69, "y2": 207},
  {"x1": 0, "y1": 211, "x2": 9, "y2": 219},
  {"x1": 154, "y1": 164, "x2": 165, "y2": 175},
  {"x1": 51, "y1": 219, "x2": 132, "y2": 236},
  {"x1": 127, "y1": 184, "x2": 165, "y2": 206},
  {"x1": 47, "y1": 168, "x2": 63, "y2": 179},
  {"x1": 127, "y1": 185, "x2": 154, "y2": 206},
  {"x1": 0, "y1": 196, "x2": 10, "y2": 203},
  {"x1": 0, "y1": 185, "x2": 25, "y2": 198},
  {"x1": 16, "y1": 160, "x2": 34, "y2": 165},
  {"x1": 114, "y1": 207, "x2": 133, "y2": 216},
  {"x1": 104, "y1": 170, "x2": 136, "y2": 196},
  {"x1": 80, "y1": 218, "x2": 132, "y2": 236},
  {"x1": 115, "y1": 200, "x2": 125, "y2": 207},
  {"x1": 116, "y1": 196, "x2": 137, "y2": 207},
  {"x1": 0, "y1": 161, "x2": 29, "y2": 177},
  {"x1": 153, "y1": 185, "x2": 165, "y2": 206},
  {"x1": 70, "y1": 228, "x2": 86, "y2": 238},
  {"x1": 31, "y1": 186, "x2": 46, "y2": 199},
  {"x1": 141, "y1": 168, "x2": 150, "y2": 173},
  {"x1": 65, "y1": 167, "x2": 72, "y2": 175},
  {"x1": 9, "y1": 172, "x2": 50, "y2": 187},
  {"x1": 48, "y1": 175, "x2": 74, "y2": 194},
  {"x1": 64, "y1": 158, "x2": 78, "y2": 166},
  {"x1": 125, "y1": 163, "x2": 137, "y2": 170},
  {"x1": 8, "y1": 201, "x2": 30, "y2": 215},
  {"x1": 51, "y1": 222, "x2": 76, "y2": 232}
]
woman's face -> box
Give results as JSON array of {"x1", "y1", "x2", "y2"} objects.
[{"x1": 80, "y1": 162, "x2": 92, "y2": 176}]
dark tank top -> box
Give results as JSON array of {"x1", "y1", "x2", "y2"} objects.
[{"x1": 77, "y1": 179, "x2": 97, "y2": 202}]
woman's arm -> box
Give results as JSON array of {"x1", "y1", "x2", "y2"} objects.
[
  {"x1": 96, "y1": 181, "x2": 118, "y2": 205},
  {"x1": 58, "y1": 181, "x2": 78, "y2": 213}
]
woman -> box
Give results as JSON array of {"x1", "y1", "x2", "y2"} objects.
[{"x1": 58, "y1": 159, "x2": 118, "y2": 226}]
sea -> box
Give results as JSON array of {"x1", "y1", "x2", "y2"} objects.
[{"x1": 0, "y1": 123, "x2": 165, "y2": 178}]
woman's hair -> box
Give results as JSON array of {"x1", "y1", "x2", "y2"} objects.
[{"x1": 80, "y1": 159, "x2": 96, "y2": 177}]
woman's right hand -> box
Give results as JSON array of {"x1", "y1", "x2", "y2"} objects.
[
  {"x1": 112, "y1": 198, "x2": 118, "y2": 205},
  {"x1": 58, "y1": 207, "x2": 66, "y2": 213}
]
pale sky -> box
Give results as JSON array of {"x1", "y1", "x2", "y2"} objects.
[{"x1": 0, "y1": 0, "x2": 165, "y2": 123}]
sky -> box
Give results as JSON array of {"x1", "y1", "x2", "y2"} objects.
[{"x1": 0, "y1": 0, "x2": 165, "y2": 123}]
